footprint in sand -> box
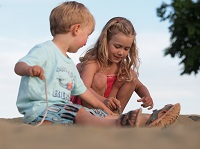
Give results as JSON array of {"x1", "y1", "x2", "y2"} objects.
[{"x1": 188, "y1": 116, "x2": 200, "y2": 122}]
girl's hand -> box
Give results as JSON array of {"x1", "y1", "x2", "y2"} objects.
[
  {"x1": 103, "y1": 97, "x2": 121, "y2": 112},
  {"x1": 26, "y1": 65, "x2": 45, "y2": 80},
  {"x1": 137, "y1": 96, "x2": 154, "y2": 110}
]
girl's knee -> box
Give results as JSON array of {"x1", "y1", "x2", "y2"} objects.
[{"x1": 92, "y1": 72, "x2": 107, "y2": 89}]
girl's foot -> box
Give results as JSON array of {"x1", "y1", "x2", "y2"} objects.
[
  {"x1": 146, "y1": 103, "x2": 180, "y2": 128},
  {"x1": 116, "y1": 108, "x2": 142, "y2": 127}
]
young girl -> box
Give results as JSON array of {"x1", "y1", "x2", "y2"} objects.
[{"x1": 71, "y1": 17, "x2": 154, "y2": 114}]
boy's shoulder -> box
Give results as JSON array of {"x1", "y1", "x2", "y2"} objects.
[
  {"x1": 33, "y1": 40, "x2": 52, "y2": 48},
  {"x1": 29, "y1": 40, "x2": 53, "y2": 53}
]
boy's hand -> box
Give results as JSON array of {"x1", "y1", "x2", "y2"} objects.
[
  {"x1": 26, "y1": 65, "x2": 45, "y2": 80},
  {"x1": 137, "y1": 96, "x2": 154, "y2": 110},
  {"x1": 103, "y1": 97, "x2": 121, "y2": 112},
  {"x1": 104, "y1": 108, "x2": 118, "y2": 116}
]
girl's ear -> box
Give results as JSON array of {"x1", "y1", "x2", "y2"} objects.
[{"x1": 71, "y1": 24, "x2": 81, "y2": 36}]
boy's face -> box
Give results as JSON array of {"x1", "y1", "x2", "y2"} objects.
[
  {"x1": 71, "y1": 24, "x2": 93, "y2": 53},
  {"x1": 107, "y1": 32, "x2": 133, "y2": 63}
]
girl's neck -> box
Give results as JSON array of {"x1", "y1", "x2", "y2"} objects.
[{"x1": 103, "y1": 62, "x2": 118, "y2": 75}]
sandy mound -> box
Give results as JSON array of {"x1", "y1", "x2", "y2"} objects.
[{"x1": 0, "y1": 115, "x2": 199, "y2": 149}]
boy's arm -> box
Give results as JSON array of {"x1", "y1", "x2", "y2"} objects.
[
  {"x1": 79, "y1": 89, "x2": 115, "y2": 115},
  {"x1": 14, "y1": 62, "x2": 45, "y2": 80}
]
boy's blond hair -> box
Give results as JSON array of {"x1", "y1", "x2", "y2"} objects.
[{"x1": 50, "y1": 1, "x2": 95, "y2": 36}]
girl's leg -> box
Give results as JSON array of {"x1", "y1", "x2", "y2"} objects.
[
  {"x1": 77, "y1": 63, "x2": 107, "y2": 94},
  {"x1": 91, "y1": 72, "x2": 107, "y2": 96},
  {"x1": 82, "y1": 72, "x2": 107, "y2": 108},
  {"x1": 116, "y1": 79, "x2": 136, "y2": 112}
]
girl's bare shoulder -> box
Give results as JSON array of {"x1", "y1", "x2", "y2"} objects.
[{"x1": 82, "y1": 60, "x2": 100, "y2": 72}]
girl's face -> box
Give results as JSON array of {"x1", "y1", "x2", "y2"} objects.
[{"x1": 107, "y1": 32, "x2": 133, "y2": 63}]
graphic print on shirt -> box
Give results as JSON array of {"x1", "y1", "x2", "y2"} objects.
[
  {"x1": 52, "y1": 66, "x2": 75, "y2": 101},
  {"x1": 58, "y1": 78, "x2": 73, "y2": 90}
]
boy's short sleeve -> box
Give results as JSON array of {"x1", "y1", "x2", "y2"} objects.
[
  {"x1": 19, "y1": 44, "x2": 47, "y2": 66},
  {"x1": 70, "y1": 66, "x2": 87, "y2": 96}
]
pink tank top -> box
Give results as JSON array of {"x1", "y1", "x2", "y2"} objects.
[
  {"x1": 104, "y1": 74, "x2": 117, "y2": 98},
  {"x1": 70, "y1": 62, "x2": 117, "y2": 105}
]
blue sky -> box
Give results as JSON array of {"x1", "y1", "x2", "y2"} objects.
[{"x1": 0, "y1": 0, "x2": 199, "y2": 118}]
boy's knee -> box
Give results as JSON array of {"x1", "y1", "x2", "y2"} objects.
[{"x1": 75, "y1": 107, "x2": 91, "y2": 124}]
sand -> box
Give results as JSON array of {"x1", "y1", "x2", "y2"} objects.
[{"x1": 0, "y1": 115, "x2": 200, "y2": 149}]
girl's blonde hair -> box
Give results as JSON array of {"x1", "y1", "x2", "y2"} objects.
[
  {"x1": 50, "y1": 1, "x2": 95, "y2": 36},
  {"x1": 80, "y1": 17, "x2": 140, "y2": 81}
]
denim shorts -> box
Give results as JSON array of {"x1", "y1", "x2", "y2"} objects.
[{"x1": 30, "y1": 103, "x2": 108, "y2": 125}]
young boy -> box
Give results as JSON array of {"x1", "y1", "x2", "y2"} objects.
[{"x1": 15, "y1": 1, "x2": 180, "y2": 128}]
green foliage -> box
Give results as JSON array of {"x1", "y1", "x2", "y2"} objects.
[{"x1": 157, "y1": 0, "x2": 200, "y2": 75}]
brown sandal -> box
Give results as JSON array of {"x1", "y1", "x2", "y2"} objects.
[
  {"x1": 146, "y1": 103, "x2": 180, "y2": 128},
  {"x1": 117, "y1": 108, "x2": 142, "y2": 127}
]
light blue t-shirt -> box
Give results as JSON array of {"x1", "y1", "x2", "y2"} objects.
[{"x1": 16, "y1": 40, "x2": 86, "y2": 123}]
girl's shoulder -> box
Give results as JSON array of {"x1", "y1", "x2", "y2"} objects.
[
  {"x1": 85, "y1": 60, "x2": 99, "y2": 66},
  {"x1": 81, "y1": 60, "x2": 100, "y2": 72},
  {"x1": 130, "y1": 69, "x2": 138, "y2": 79}
]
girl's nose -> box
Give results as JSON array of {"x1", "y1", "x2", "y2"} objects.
[{"x1": 117, "y1": 49, "x2": 123, "y2": 55}]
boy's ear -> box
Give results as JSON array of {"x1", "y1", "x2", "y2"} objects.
[{"x1": 71, "y1": 24, "x2": 81, "y2": 36}]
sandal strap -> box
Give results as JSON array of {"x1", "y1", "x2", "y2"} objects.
[
  {"x1": 120, "y1": 111, "x2": 133, "y2": 126},
  {"x1": 146, "y1": 105, "x2": 173, "y2": 125},
  {"x1": 119, "y1": 108, "x2": 142, "y2": 127}
]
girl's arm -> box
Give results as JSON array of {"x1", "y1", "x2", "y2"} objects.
[
  {"x1": 134, "y1": 75, "x2": 154, "y2": 110},
  {"x1": 135, "y1": 81, "x2": 151, "y2": 98}
]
